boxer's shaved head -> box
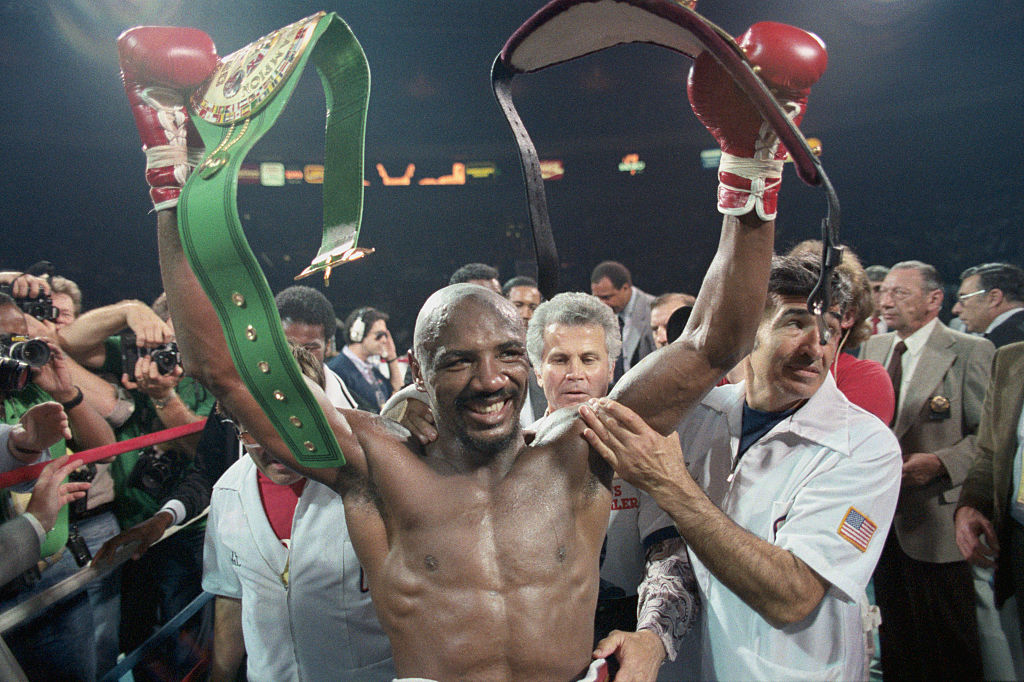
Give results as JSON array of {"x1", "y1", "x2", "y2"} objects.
[
  {"x1": 414, "y1": 284, "x2": 522, "y2": 370},
  {"x1": 412, "y1": 284, "x2": 529, "y2": 458}
]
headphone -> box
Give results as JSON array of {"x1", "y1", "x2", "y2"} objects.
[{"x1": 348, "y1": 308, "x2": 369, "y2": 343}]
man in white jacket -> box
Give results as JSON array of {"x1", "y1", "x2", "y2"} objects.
[{"x1": 202, "y1": 347, "x2": 393, "y2": 681}]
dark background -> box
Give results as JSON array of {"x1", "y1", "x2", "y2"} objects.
[{"x1": 2, "y1": 0, "x2": 1022, "y2": 350}]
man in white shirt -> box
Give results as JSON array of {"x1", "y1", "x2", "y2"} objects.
[
  {"x1": 581, "y1": 253, "x2": 902, "y2": 680},
  {"x1": 203, "y1": 348, "x2": 393, "y2": 681}
]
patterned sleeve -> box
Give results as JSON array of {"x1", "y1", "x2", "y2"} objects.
[{"x1": 636, "y1": 536, "x2": 700, "y2": 662}]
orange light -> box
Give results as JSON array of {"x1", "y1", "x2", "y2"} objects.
[
  {"x1": 418, "y1": 163, "x2": 466, "y2": 186},
  {"x1": 618, "y1": 153, "x2": 645, "y2": 175},
  {"x1": 376, "y1": 163, "x2": 415, "y2": 186},
  {"x1": 303, "y1": 164, "x2": 324, "y2": 184},
  {"x1": 540, "y1": 160, "x2": 564, "y2": 180}
]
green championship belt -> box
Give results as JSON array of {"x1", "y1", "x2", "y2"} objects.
[{"x1": 179, "y1": 12, "x2": 371, "y2": 466}]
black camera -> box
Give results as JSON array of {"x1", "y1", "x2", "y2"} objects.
[
  {"x1": 0, "y1": 283, "x2": 59, "y2": 322},
  {"x1": 0, "y1": 334, "x2": 51, "y2": 368},
  {"x1": 0, "y1": 355, "x2": 30, "y2": 393},
  {"x1": 67, "y1": 463, "x2": 96, "y2": 519},
  {"x1": 66, "y1": 524, "x2": 92, "y2": 568},
  {"x1": 121, "y1": 330, "x2": 182, "y2": 376},
  {"x1": 0, "y1": 334, "x2": 49, "y2": 393},
  {"x1": 128, "y1": 447, "x2": 190, "y2": 501}
]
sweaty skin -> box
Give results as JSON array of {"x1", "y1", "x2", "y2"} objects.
[{"x1": 156, "y1": 208, "x2": 772, "y2": 679}]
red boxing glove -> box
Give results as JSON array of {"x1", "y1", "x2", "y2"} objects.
[
  {"x1": 688, "y1": 22, "x2": 827, "y2": 221},
  {"x1": 117, "y1": 27, "x2": 218, "y2": 211}
]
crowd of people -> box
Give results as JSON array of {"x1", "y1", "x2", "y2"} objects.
[
  {"x1": 3, "y1": 249, "x2": 1023, "y2": 680},
  {"x1": 2, "y1": 12, "x2": 1023, "y2": 682}
]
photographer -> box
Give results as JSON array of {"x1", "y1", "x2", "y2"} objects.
[
  {"x1": 0, "y1": 292, "x2": 118, "y2": 680},
  {"x1": 1, "y1": 294, "x2": 115, "y2": 450},
  {"x1": 58, "y1": 291, "x2": 214, "y2": 680},
  {"x1": 2, "y1": 270, "x2": 127, "y2": 430},
  {"x1": 3, "y1": 271, "x2": 138, "y2": 674}
]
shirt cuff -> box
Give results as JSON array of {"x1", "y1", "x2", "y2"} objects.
[
  {"x1": 158, "y1": 501, "x2": 185, "y2": 526},
  {"x1": 22, "y1": 512, "x2": 47, "y2": 546}
]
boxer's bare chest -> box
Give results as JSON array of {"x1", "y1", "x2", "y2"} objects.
[{"x1": 368, "y1": 443, "x2": 609, "y2": 587}]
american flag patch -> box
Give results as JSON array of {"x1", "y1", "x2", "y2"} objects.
[{"x1": 837, "y1": 507, "x2": 877, "y2": 552}]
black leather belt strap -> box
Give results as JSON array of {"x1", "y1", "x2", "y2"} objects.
[{"x1": 492, "y1": 0, "x2": 841, "y2": 334}]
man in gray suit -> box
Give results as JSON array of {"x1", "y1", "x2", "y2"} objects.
[
  {"x1": 861, "y1": 260, "x2": 995, "y2": 681},
  {"x1": 591, "y1": 261, "x2": 656, "y2": 383}
]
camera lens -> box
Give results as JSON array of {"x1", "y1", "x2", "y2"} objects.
[
  {"x1": 150, "y1": 343, "x2": 181, "y2": 375},
  {"x1": 0, "y1": 357, "x2": 31, "y2": 392},
  {"x1": 9, "y1": 339, "x2": 51, "y2": 368}
]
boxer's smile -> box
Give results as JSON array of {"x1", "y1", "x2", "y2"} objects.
[{"x1": 460, "y1": 388, "x2": 517, "y2": 426}]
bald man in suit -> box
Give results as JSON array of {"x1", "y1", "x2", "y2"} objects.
[{"x1": 861, "y1": 260, "x2": 995, "y2": 681}]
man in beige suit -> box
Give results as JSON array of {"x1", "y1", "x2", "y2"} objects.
[
  {"x1": 861, "y1": 260, "x2": 995, "y2": 681},
  {"x1": 957, "y1": 341, "x2": 1024, "y2": 650}
]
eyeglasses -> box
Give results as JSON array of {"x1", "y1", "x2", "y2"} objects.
[
  {"x1": 878, "y1": 286, "x2": 917, "y2": 301},
  {"x1": 956, "y1": 289, "x2": 988, "y2": 304}
]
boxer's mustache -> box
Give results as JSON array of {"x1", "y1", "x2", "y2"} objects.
[{"x1": 455, "y1": 387, "x2": 518, "y2": 408}]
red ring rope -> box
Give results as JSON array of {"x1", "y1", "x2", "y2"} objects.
[{"x1": 0, "y1": 418, "x2": 207, "y2": 489}]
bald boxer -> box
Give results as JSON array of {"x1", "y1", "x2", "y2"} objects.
[{"x1": 119, "y1": 19, "x2": 823, "y2": 681}]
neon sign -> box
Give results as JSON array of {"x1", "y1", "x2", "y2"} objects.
[
  {"x1": 540, "y1": 160, "x2": 564, "y2": 180},
  {"x1": 618, "y1": 153, "x2": 645, "y2": 175}
]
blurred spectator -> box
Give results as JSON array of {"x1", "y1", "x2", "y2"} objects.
[
  {"x1": 502, "y1": 275, "x2": 542, "y2": 324},
  {"x1": 501, "y1": 276, "x2": 547, "y2": 425},
  {"x1": 449, "y1": 262, "x2": 501, "y2": 294},
  {"x1": 49, "y1": 276, "x2": 82, "y2": 331},
  {"x1": 327, "y1": 307, "x2": 402, "y2": 412},
  {"x1": 58, "y1": 292, "x2": 214, "y2": 680},
  {"x1": 1, "y1": 454, "x2": 90, "y2": 587},
  {"x1": 590, "y1": 261, "x2": 655, "y2": 382},
  {"x1": 1, "y1": 292, "x2": 118, "y2": 680},
  {"x1": 957, "y1": 342, "x2": 1024, "y2": 670},
  {"x1": 650, "y1": 292, "x2": 695, "y2": 349},
  {"x1": 275, "y1": 285, "x2": 358, "y2": 410},
  {"x1": 96, "y1": 285, "x2": 360, "y2": 566},
  {"x1": 953, "y1": 263, "x2": 1024, "y2": 347},
  {"x1": 951, "y1": 262, "x2": 1024, "y2": 677},
  {"x1": 865, "y1": 265, "x2": 889, "y2": 335}
]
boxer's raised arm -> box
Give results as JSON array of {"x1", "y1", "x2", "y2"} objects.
[
  {"x1": 611, "y1": 22, "x2": 827, "y2": 434},
  {"x1": 118, "y1": 27, "x2": 370, "y2": 490},
  {"x1": 612, "y1": 213, "x2": 772, "y2": 434},
  {"x1": 157, "y1": 210, "x2": 371, "y2": 490}
]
